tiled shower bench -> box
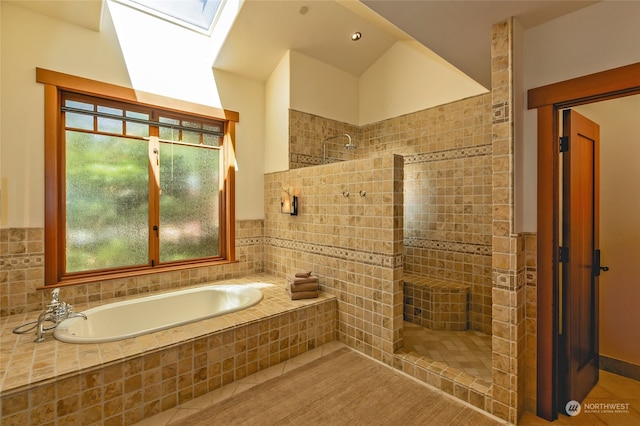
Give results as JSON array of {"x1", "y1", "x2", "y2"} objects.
[{"x1": 403, "y1": 273, "x2": 469, "y2": 331}]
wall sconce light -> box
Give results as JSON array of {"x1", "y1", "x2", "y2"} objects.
[{"x1": 281, "y1": 187, "x2": 298, "y2": 216}]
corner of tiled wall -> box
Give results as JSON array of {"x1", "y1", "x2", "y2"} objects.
[{"x1": 490, "y1": 18, "x2": 528, "y2": 424}]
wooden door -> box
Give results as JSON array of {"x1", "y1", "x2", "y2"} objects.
[{"x1": 560, "y1": 109, "x2": 600, "y2": 410}]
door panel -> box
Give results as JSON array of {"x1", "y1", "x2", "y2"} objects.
[{"x1": 561, "y1": 109, "x2": 600, "y2": 408}]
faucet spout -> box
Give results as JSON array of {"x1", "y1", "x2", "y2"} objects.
[
  {"x1": 31, "y1": 288, "x2": 87, "y2": 342},
  {"x1": 35, "y1": 311, "x2": 56, "y2": 343}
]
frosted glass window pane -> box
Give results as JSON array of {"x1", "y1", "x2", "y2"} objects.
[
  {"x1": 97, "y1": 106, "x2": 123, "y2": 116},
  {"x1": 203, "y1": 123, "x2": 222, "y2": 132},
  {"x1": 66, "y1": 100, "x2": 93, "y2": 111},
  {"x1": 182, "y1": 130, "x2": 201, "y2": 145},
  {"x1": 183, "y1": 120, "x2": 200, "y2": 129},
  {"x1": 203, "y1": 133, "x2": 220, "y2": 147},
  {"x1": 65, "y1": 131, "x2": 149, "y2": 272},
  {"x1": 159, "y1": 143, "x2": 219, "y2": 262},
  {"x1": 66, "y1": 112, "x2": 94, "y2": 130},
  {"x1": 98, "y1": 117, "x2": 123, "y2": 133},
  {"x1": 125, "y1": 111, "x2": 149, "y2": 136},
  {"x1": 126, "y1": 121, "x2": 149, "y2": 137}
]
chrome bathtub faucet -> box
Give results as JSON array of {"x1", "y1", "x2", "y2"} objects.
[{"x1": 35, "y1": 288, "x2": 87, "y2": 342}]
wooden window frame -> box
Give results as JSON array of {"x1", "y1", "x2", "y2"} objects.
[
  {"x1": 527, "y1": 62, "x2": 640, "y2": 421},
  {"x1": 37, "y1": 68, "x2": 239, "y2": 287}
]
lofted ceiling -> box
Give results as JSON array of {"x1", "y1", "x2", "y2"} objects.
[{"x1": 5, "y1": 0, "x2": 598, "y2": 88}]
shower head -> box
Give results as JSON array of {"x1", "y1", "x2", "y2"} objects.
[
  {"x1": 322, "y1": 134, "x2": 356, "y2": 164},
  {"x1": 323, "y1": 134, "x2": 356, "y2": 149}
]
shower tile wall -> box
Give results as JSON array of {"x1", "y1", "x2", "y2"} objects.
[
  {"x1": 288, "y1": 110, "x2": 359, "y2": 168},
  {"x1": 263, "y1": 155, "x2": 404, "y2": 364},
  {"x1": 0, "y1": 220, "x2": 265, "y2": 316},
  {"x1": 288, "y1": 93, "x2": 494, "y2": 334}
]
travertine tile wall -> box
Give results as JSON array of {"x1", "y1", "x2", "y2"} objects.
[
  {"x1": 490, "y1": 19, "x2": 528, "y2": 423},
  {"x1": 288, "y1": 94, "x2": 494, "y2": 333},
  {"x1": 263, "y1": 155, "x2": 404, "y2": 365},
  {"x1": 288, "y1": 110, "x2": 359, "y2": 168},
  {"x1": 403, "y1": 275, "x2": 469, "y2": 331},
  {"x1": 363, "y1": 100, "x2": 493, "y2": 334},
  {"x1": 0, "y1": 220, "x2": 264, "y2": 316}
]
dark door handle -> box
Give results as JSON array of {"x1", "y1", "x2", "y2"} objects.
[{"x1": 593, "y1": 249, "x2": 608, "y2": 276}]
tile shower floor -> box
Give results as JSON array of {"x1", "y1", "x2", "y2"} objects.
[{"x1": 402, "y1": 321, "x2": 493, "y2": 382}]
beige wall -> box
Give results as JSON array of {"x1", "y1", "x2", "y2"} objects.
[
  {"x1": 574, "y1": 97, "x2": 640, "y2": 366},
  {"x1": 359, "y1": 40, "x2": 487, "y2": 125},
  {"x1": 0, "y1": 1, "x2": 267, "y2": 226},
  {"x1": 264, "y1": 51, "x2": 291, "y2": 174},
  {"x1": 290, "y1": 50, "x2": 359, "y2": 126}
]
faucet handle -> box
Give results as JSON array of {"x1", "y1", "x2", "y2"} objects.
[{"x1": 51, "y1": 288, "x2": 60, "y2": 303}]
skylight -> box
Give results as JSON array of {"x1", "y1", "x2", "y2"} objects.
[{"x1": 122, "y1": 0, "x2": 223, "y2": 33}]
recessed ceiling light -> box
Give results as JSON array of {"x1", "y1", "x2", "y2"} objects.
[
  {"x1": 299, "y1": 6, "x2": 309, "y2": 15},
  {"x1": 351, "y1": 32, "x2": 362, "y2": 41}
]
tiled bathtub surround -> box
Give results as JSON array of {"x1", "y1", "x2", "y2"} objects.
[
  {"x1": 0, "y1": 274, "x2": 336, "y2": 425},
  {"x1": 403, "y1": 274, "x2": 469, "y2": 331},
  {"x1": 0, "y1": 220, "x2": 264, "y2": 317},
  {"x1": 264, "y1": 155, "x2": 404, "y2": 365},
  {"x1": 289, "y1": 93, "x2": 494, "y2": 334}
]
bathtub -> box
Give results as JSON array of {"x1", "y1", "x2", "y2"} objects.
[{"x1": 54, "y1": 284, "x2": 263, "y2": 344}]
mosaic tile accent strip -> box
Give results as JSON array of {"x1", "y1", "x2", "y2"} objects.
[
  {"x1": 265, "y1": 237, "x2": 403, "y2": 269},
  {"x1": 404, "y1": 239, "x2": 491, "y2": 255},
  {"x1": 403, "y1": 144, "x2": 492, "y2": 164}
]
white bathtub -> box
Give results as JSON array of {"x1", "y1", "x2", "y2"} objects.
[{"x1": 54, "y1": 284, "x2": 263, "y2": 344}]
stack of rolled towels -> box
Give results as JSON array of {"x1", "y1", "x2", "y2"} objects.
[{"x1": 286, "y1": 271, "x2": 319, "y2": 300}]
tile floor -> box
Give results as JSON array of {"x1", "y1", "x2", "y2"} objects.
[
  {"x1": 135, "y1": 341, "x2": 348, "y2": 426},
  {"x1": 402, "y1": 321, "x2": 493, "y2": 382},
  {"x1": 135, "y1": 339, "x2": 504, "y2": 426}
]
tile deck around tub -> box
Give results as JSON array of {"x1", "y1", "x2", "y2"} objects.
[{"x1": 0, "y1": 273, "x2": 335, "y2": 394}]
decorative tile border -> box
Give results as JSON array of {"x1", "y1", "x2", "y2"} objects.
[
  {"x1": 265, "y1": 237, "x2": 403, "y2": 269},
  {"x1": 404, "y1": 144, "x2": 492, "y2": 164},
  {"x1": 404, "y1": 238, "x2": 492, "y2": 256}
]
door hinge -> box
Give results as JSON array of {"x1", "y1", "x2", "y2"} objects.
[
  {"x1": 559, "y1": 246, "x2": 569, "y2": 263},
  {"x1": 559, "y1": 136, "x2": 569, "y2": 152}
]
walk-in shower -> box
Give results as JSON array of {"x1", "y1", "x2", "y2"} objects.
[{"x1": 322, "y1": 134, "x2": 356, "y2": 164}]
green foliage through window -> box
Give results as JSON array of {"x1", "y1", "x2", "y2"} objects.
[{"x1": 62, "y1": 93, "x2": 225, "y2": 274}]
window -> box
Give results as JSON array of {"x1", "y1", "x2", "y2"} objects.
[
  {"x1": 118, "y1": 0, "x2": 224, "y2": 33},
  {"x1": 38, "y1": 69, "x2": 239, "y2": 286}
]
